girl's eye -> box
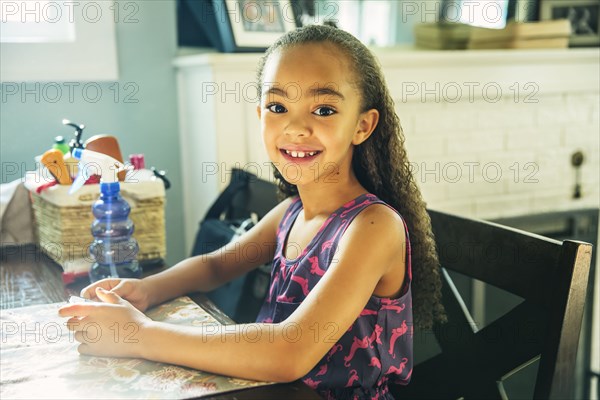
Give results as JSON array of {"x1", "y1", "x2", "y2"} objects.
[
  {"x1": 314, "y1": 107, "x2": 336, "y2": 117},
  {"x1": 267, "y1": 104, "x2": 287, "y2": 113}
]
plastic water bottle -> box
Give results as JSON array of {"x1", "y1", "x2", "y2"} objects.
[
  {"x1": 89, "y1": 181, "x2": 141, "y2": 281},
  {"x1": 70, "y1": 148, "x2": 141, "y2": 282}
]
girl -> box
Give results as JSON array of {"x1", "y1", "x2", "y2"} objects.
[{"x1": 60, "y1": 24, "x2": 445, "y2": 399}]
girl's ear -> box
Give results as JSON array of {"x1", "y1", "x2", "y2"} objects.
[
  {"x1": 256, "y1": 105, "x2": 262, "y2": 120},
  {"x1": 352, "y1": 109, "x2": 379, "y2": 145}
]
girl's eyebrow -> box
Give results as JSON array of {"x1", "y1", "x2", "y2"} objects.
[
  {"x1": 308, "y1": 87, "x2": 345, "y2": 102},
  {"x1": 263, "y1": 87, "x2": 288, "y2": 99},
  {"x1": 262, "y1": 86, "x2": 345, "y2": 102}
]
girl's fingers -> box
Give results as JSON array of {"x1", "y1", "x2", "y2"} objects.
[
  {"x1": 80, "y1": 283, "x2": 99, "y2": 299},
  {"x1": 95, "y1": 287, "x2": 123, "y2": 305},
  {"x1": 74, "y1": 330, "x2": 84, "y2": 343},
  {"x1": 80, "y1": 278, "x2": 121, "y2": 299},
  {"x1": 107, "y1": 280, "x2": 132, "y2": 299},
  {"x1": 77, "y1": 343, "x2": 101, "y2": 356},
  {"x1": 65, "y1": 316, "x2": 85, "y2": 331},
  {"x1": 58, "y1": 304, "x2": 93, "y2": 318},
  {"x1": 77, "y1": 343, "x2": 88, "y2": 354},
  {"x1": 73, "y1": 323, "x2": 102, "y2": 344}
]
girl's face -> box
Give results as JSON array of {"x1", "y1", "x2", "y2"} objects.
[{"x1": 258, "y1": 43, "x2": 378, "y2": 189}]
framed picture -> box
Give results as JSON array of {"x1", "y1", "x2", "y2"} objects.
[
  {"x1": 540, "y1": 0, "x2": 600, "y2": 46},
  {"x1": 213, "y1": 0, "x2": 298, "y2": 52}
]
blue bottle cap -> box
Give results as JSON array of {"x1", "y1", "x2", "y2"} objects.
[
  {"x1": 100, "y1": 182, "x2": 121, "y2": 195},
  {"x1": 72, "y1": 147, "x2": 83, "y2": 160}
]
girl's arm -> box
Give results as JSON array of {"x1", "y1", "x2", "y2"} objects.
[
  {"x1": 62, "y1": 203, "x2": 405, "y2": 383},
  {"x1": 143, "y1": 204, "x2": 405, "y2": 381},
  {"x1": 143, "y1": 197, "x2": 294, "y2": 307},
  {"x1": 140, "y1": 321, "x2": 304, "y2": 382}
]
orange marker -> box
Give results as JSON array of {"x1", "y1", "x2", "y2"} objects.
[{"x1": 41, "y1": 149, "x2": 72, "y2": 184}]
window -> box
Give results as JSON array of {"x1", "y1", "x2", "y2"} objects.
[
  {"x1": 320, "y1": 0, "x2": 398, "y2": 47},
  {"x1": 1, "y1": 0, "x2": 75, "y2": 43},
  {"x1": 0, "y1": 0, "x2": 118, "y2": 81},
  {"x1": 442, "y1": 0, "x2": 509, "y2": 29}
]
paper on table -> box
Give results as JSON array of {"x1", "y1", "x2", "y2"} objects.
[{"x1": 0, "y1": 296, "x2": 273, "y2": 399}]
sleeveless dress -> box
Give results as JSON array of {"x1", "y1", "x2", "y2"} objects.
[{"x1": 256, "y1": 193, "x2": 413, "y2": 400}]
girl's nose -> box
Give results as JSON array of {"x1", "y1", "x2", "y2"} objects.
[{"x1": 284, "y1": 118, "x2": 311, "y2": 137}]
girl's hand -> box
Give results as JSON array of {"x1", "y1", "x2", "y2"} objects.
[
  {"x1": 80, "y1": 278, "x2": 151, "y2": 312},
  {"x1": 59, "y1": 287, "x2": 151, "y2": 358}
]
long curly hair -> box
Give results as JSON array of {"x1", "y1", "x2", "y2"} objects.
[{"x1": 256, "y1": 24, "x2": 445, "y2": 330}]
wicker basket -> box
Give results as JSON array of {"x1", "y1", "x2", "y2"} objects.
[{"x1": 28, "y1": 181, "x2": 166, "y2": 273}]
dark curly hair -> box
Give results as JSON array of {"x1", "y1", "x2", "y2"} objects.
[{"x1": 256, "y1": 24, "x2": 445, "y2": 330}]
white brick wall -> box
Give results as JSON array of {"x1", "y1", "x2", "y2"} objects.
[
  {"x1": 400, "y1": 91, "x2": 600, "y2": 220},
  {"x1": 382, "y1": 51, "x2": 600, "y2": 221}
]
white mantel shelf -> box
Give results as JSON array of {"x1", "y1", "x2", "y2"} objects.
[
  {"x1": 175, "y1": 47, "x2": 600, "y2": 94},
  {"x1": 174, "y1": 47, "x2": 600, "y2": 67}
]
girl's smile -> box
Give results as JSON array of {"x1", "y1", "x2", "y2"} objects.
[{"x1": 279, "y1": 147, "x2": 323, "y2": 163}]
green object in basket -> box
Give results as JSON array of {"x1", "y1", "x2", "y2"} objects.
[{"x1": 53, "y1": 136, "x2": 71, "y2": 155}]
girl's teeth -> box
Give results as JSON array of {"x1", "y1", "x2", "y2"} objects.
[{"x1": 285, "y1": 150, "x2": 318, "y2": 158}]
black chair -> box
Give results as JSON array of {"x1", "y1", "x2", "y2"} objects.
[
  {"x1": 192, "y1": 168, "x2": 280, "y2": 323},
  {"x1": 392, "y1": 209, "x2": 593, "y2": 399}
]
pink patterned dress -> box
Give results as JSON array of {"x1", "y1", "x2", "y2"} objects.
[{"x1": 256, "y1": 193, "x2": 413, "y2": 399}]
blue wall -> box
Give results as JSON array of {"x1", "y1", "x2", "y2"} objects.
[{"x1": 0, "y1": 1, "x2": 186, "y2": 265}]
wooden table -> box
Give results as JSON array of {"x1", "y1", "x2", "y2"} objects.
[{"x1": 0, "y1": 244, "x2": 321, "y2": 400}]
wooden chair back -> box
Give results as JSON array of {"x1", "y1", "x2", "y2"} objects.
[{"x1": 392, "y1": 209, "x2": 593, "y2": 399}]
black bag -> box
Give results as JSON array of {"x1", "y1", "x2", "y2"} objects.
[{"x1": 191, "y1": 169, "x2": 279, "y2": 322}]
